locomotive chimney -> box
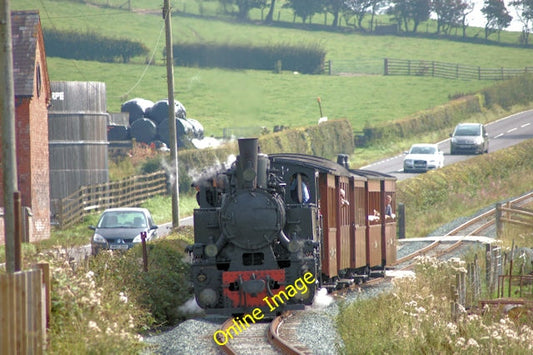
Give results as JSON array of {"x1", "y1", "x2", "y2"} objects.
[
  {"x1": 337, "y1": 154, "x2": 349, "y2": 169},
  {"x1": 237, "y1": 138, "x2": 258, "y2": 189}
]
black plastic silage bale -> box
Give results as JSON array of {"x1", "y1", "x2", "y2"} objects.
[
  {"x1": 187, "y1": 118, "x2": 204, "y2": 139},
  {"x1": 107, "y1": 125, "x2": 130, "y2": 141},
  {"x1": 131, "y1": 117, "x2": 157, "y2": 144},
  {"x1": 121, "y1": 98, "x2": 154, "y2": 125},
  {"x1": 146, "y1": 99, "x2": 187, "y2": 124},
  {"x1": 157, "y1": 117, "x2": 193, "y2": 147}
]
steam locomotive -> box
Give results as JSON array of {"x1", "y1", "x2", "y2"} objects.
[{"x1": 187, "y1": 138, "x2": 397, "y2": 315}]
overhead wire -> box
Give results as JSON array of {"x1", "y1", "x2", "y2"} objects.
[
  {"x1": 36, "y1": 0, "x2": 168, "y2": 98},
  {"x1": 120, "y1": 20, "x2": 165, "y2": 99}
]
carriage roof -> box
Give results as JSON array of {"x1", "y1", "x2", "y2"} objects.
[{"x1": 269, "y1": 153, "x2": 366, "y2": 181}]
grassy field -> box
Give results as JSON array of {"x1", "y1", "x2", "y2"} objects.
[{"x1": 14, "y1": 0, "x2": 533, "y2": 138}]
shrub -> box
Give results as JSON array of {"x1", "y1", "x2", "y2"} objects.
[
  {"x1": 172, "y1": 41, "x2": 326, "y2": 74},
  {"x1": 44, "y1": 29, "x2": 149, "y2": 63}
]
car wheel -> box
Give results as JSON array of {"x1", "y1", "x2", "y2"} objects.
[{"x1": 450, "y1": 147, "x2": 455, "y2": 155}]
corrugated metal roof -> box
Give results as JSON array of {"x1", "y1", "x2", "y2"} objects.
[{"x1": 12, "y1": 10, "x2": 40, "y2": 97}]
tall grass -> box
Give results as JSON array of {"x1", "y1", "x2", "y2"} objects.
[{"x1": 338, "y1": 256, "x2": 533, "y2": 354}]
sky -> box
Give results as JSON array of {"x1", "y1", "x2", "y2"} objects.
[{"x1": 465, "y1": 0, "x2": 523, "y2": 32}]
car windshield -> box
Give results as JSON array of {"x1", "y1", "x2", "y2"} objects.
[
  {"x1": 454, "y1": 125, "x2": 480, "y2": 136},
  {"x1": 98, "y1": 211, "x2": 147, "y2": 228},
  {"x1": 410, "y1": 146, "x2": 436, "y2": 154}
]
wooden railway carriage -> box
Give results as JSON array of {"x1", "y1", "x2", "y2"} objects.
[{"x1": 269, "y1": 153, "x2": 397, "y2": 283}]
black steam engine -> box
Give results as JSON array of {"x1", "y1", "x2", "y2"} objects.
[
  {"x1": 188, "y1": 138, "x2": 398, "y2": 316},
  {"x1": 188, "y1": 138, "x2": 320, "y2": 315}
]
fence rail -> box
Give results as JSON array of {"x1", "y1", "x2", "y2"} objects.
[
  {"x1": 54, "y1": 170, "x2": 168, "y2": 229},
  {"x1": 384, "y1": 58, "x2": 533, "y2": 80}
]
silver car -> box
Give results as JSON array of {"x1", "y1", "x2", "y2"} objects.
[
  {"x1": 89, "y1": 207, "x2": 158, "y2": 255},
  {"x1": 450, "y1": 123, "x2": 489, "y2": 155}
]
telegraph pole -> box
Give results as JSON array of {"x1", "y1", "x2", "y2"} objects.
[
  {"x1": 1, "y1": 0, "x2": 17, "y2": 272},
  {"x1": 164, "y1": 0, "x2": 180, "y2": 228}
]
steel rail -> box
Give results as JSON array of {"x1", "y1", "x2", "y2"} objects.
[{"x1": 268, "y1": 312, "x2": 306, "y2": 355}]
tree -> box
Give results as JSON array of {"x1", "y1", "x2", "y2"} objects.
[
  {"x1": 482, "y1": 0, "x2": 512, "y2": 40},
  {"x1": 283, "y1": 0, "x2": 323, "y2": 23},
  {"x1": 510, "y1": 0, "x2": 533, "y2": 45},
  {"x1": 323, "y1": 0, "x2": 345, "y2": 27},
  {"x1": 459, "y1": 0, "x2": 475, "y2": 38},
  {"x1": 388, "y1": 0, "x2": 431, "y2": 32},
  {"x1": 344, "y1": 0, "x2": 375, "y2": 30},
  {"x1": 432, "y1": 0, "x2": 469, "y2": 34},
  {"x1": 221, "y1": 0, "x2": 267, "y2": 20},
  {"x1": 264, "y1": 0, "x2": 276, "y2": 23}
]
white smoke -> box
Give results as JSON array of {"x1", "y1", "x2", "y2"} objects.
[
  {"x1": 312, "y1": 288, "x2": 334, "y2": 309},
  {"x1": 178, "y1": 297, "x2": 204, "y2": 316}
]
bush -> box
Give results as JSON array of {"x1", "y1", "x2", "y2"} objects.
[
  {"x1": 172, "y1": 41, "x2": 326, "y2": 74},
  {"x1": 90, "y1": 239, "x2": 192, "y2": 326},
  {"x1": 44, "y1": 29, "x2": 149, "y2": 63}
]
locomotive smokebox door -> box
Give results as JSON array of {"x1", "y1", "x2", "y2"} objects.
[{"x1": 219, "y1": 190, "x2": 286, "y2": 250}]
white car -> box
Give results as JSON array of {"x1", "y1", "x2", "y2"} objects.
[{"x1": 403, "y1": 143, "x2": 444, "y2": 173}]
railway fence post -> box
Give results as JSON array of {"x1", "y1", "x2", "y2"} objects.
[
  {"x1": 397, "y1": 203, "x2": 405, "y2": 239},
  {"x1": 495, "y1": 203, "x2": 502, "y2": 238}
]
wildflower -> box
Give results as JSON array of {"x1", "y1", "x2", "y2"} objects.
[
  {"x1": 119, "y1": 292, "x2": 128, "y2": 303},
  {"x1": 446, "y1": 322, "x2": 458, "y2": 335},
  {"x1": 415, "y1": 306, "x2": 426, "y2": 314},
  {"x1": 466, "y1": 338, "x2": 479, "y2": 348},
  {"x1": 455, "y1": 337, "x2": 465, "y2": 347},
  {"x1": 405, "y1": 300, "x2": 417, "y2": 307},
  {"x1": 88, "y1": 321, "x2": 101, "y2": 332}
]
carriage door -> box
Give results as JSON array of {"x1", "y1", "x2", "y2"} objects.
[{"x1": 319, "y1": 173, "x2": 337, "y2": 278}]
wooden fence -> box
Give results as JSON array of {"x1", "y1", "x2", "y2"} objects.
[
  {"x1": 54, "y1": 170, "x2": 168, "y2": 229},
  {"x1": 384, "y1": 58, "x2": 533, "y2": 80},
  {"x1": 495, "y1": 201, "x2": 533, "y2": 236},
  {"x1": 0, "y1": 264, "x2": 50, "y2": 354}
]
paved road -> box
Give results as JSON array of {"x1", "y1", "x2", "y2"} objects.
[{"x1": 359, "y1": 110, "x2": 533, "y2": 181}]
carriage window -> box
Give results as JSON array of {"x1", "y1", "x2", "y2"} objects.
[{"x1": 355, "y1": 186, "x2": 365, "y2": 225}]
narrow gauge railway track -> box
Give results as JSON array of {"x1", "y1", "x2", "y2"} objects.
[
  {"x1": 393, "y1": 238, "x2": 470, "y2": 270},
  {"x1": 217, "y1": 316, "x2": 284, "y2": 355},
  {"x1": 217, "y1": 277, "x2": 388, "y2": 355},
  {"x1": 445, "y1": 192, "x2": 533, "y2": 237},
  {"x1": 392, "y1": 191, "x2": 533, "y2": 270}
]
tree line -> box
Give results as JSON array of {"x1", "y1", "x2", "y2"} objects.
[{"x1": 217, "y1": 0, "x2": 533, "y2": 44}]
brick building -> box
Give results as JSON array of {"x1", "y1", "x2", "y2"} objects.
[{"x1": 0, "y1": 11, "x2": 51, "y2": 244}]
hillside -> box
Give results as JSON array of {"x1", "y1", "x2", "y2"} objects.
[{"x1": 13, "y1": 0, "x2": 533, "y2": 137}]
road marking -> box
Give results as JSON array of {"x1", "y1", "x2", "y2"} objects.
[
  {"x1": 521, "y1": 123, "x2": 531, "y2": 128},
  {"x1": 494, "y1": 133, "x2": 504, "y2": 138},
  {"x1": 507, "y1": 127, "x2": 517, "y2": 133}
]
